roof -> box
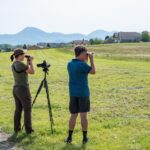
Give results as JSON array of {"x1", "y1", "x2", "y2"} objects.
[{"x1": 114, "y1": 32, "x2": 141, "y2": 40}]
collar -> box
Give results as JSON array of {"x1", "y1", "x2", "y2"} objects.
[{"x1": 72, "y1": 58, "x2": 83, "y2": 62}]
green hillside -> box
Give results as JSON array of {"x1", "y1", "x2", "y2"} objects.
[{"x1": 0, "y1": 43, "x2": 150, "y2": 150}]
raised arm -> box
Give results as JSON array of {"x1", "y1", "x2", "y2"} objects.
[
  {"x1": 26, "y1": 59, "x2": 35, "y2": 74},
  {"x1": 89, "y1": 53, "x2": 96, "y2": 74}
]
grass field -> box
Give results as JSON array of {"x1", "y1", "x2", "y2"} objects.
[{"x1": 0, "y1": 43, "x2": 150, "y2": 150}]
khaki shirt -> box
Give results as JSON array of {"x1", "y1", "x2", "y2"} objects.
[{"x1": 12, "y1": 61, "x2": 29, "y2": 87}]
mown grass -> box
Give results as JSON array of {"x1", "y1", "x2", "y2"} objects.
[
  {"x1": 0, "y1": 43, "x2": 150, "y2": 150},
  {"x1": 87, "y1": 42, "x2": 150, "y2": 61}
]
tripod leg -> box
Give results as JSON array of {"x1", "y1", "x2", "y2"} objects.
[
  {"x1": 44, "y1": 78, "x2": 54, "y2": 134},
  {"x1": 32, "y1": 79, "x2": 44, "y2": 106}
]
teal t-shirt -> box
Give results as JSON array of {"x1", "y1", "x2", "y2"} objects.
[{"x1": 67, "y1": 59, "x2": 91, "y2": 97}]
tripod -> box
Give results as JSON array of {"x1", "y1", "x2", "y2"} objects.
[{"x1": 22, "y1": 67, "x2": 54, "y2": 134}]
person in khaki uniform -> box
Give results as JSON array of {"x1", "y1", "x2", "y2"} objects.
[{"x1": 10, "y1": 48, "x2": 35, "y2": 134}]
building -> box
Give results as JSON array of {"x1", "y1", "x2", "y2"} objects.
[
  {"x1": 113, "y1": 32, "x2": 141, "y2": 43},
  {"x1": 28, "y1": 45, "x2": 44, "y2": 50},
  {"x1": 70, "y1": 39, "x2": 89, "y2": 47}
]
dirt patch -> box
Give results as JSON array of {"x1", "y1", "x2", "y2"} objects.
[{"x1": 0, "y1": 132, "x2": 19, "y2": 150}]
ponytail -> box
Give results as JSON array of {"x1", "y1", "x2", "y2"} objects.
[{"x1": 10, "y1": 54, "x2": 14, "y2": 62}]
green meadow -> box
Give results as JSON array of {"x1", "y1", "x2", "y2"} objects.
[{"x1": 0, "y1": 43, "x2": 150, "y2": 150}]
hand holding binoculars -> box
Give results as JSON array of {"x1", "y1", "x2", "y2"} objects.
[{"x1": 25, "y1": 55, "x2": 34, "y2": 61}]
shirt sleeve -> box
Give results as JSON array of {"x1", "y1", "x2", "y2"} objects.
[
  {"x1": 15, "y1": 62, "x2": 28, "y2": 73},
  {"x1": 81, "y1": 62, "x2": 91, "y2": 74}
]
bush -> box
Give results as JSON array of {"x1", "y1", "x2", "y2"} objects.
[
  {"x1": 104, "y1": 38, "x2": 115, "y2": 44},
  {"x1": 4, "y1": 48, "x2": 12, "y2": 52},
  {"x1": 89, "y1": 38, "x2": 103, "y2": 45}
]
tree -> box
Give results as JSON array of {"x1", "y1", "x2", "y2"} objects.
[
  {"x1": 23, "y1": 44, "x2": 27, "y2": 49},
  {"x1": 89, "y1": 39, "x2": 94, "y2": 45},
  {"x1": 141, "y1": 31, "x2": 150, "y2": 42},
  {"x1": 105, "y1": 36, "x2": 110, "y2": 40},
  {"x1": 47, "y1": 43, "x2": 51, "y2": 48}
]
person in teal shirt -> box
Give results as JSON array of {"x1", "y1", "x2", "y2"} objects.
[
  {"x1": 66, "y1": 46, "x2": 96, "y2": 144},
  {"x1": 68, "y1": 58, "x2": 91, "y2": 97}
]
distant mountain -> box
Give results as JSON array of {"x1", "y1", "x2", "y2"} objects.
[
  {"x1": 0, "y1": 27, "x2": 114, "y2": 45},
  {"x1": 87, "y1": 30, "x2": 114, "y2": 39}
]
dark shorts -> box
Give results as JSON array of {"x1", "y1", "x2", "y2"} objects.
[{"x1": 69, "y1": 96, "x2": 90, "y2": 114}]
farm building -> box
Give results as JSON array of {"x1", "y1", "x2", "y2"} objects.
[
  {"x1": 70, "y1": 39, "x2": 89, "y2": 47},
  {"x1": 113, "y1": 32, "x2": 141, "y2": 43},
  {"x1": 28, "y1": 45, "x2": 44, "y2": 50}
]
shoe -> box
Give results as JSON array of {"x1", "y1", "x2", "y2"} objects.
[
  {"x1": 82, "y1": 137, "x2": 88, "y2": 144},
  {"x1": 15, "y1": 128, "x2": 21, "y2": 133},
  {"x1": 26, "y1": 129, "x2": 34, "y2": 134},
  {"x1": 65, "y1": 137, "x2": 72, "y2": 144}
]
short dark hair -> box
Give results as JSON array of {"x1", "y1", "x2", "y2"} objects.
[{"x1": 74, "y1": 46, "x2": 87, "y2": 57}]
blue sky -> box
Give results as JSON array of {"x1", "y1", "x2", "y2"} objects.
[{"x1": 0, "y1": 0, "x2": 150, "y2": 34}]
